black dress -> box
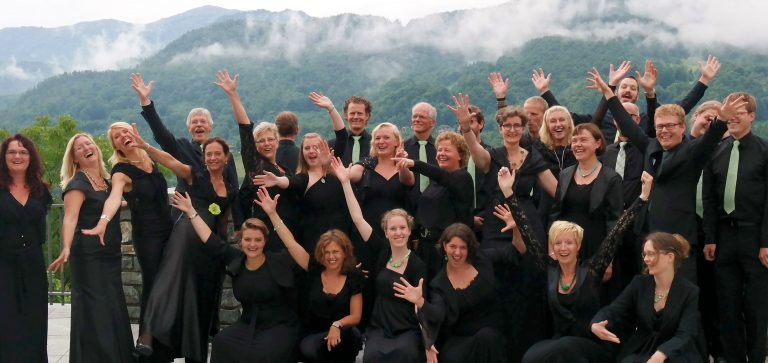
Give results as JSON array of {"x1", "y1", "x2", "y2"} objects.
[
  {"x1": 418, "y1": 248, "x2": 518, "y2": 363},
  {"x1": 0, "y1": 188, "x2": 51, "y2": 363},
  {"x1": 299, "y1": 260, "x2": 365, "y2": 363},
  {"x1": 201, "y1": 234, "x2": 302, "y2": 363},
  {"x1": 65, "y1": 172, "x2": 134, "y2": 362},
  {"x1": 363, "y1": 234, "x2": 427, "y2": 363},
  {"x1": 511, "y1": 195, "x2": 646, "y2": 363},
  {"x1": 111, "y1": 163, "x2": 173, "y2": 333},
  {"x1": 356, "y1": 157, "x2": 409, "y2": 238},
  {"x1": 238, "y1": 123, "x2": 301, "y2": 252},
  {"x1": 141, "y1": 166, "x2": 236, "y2": 362},
  {"x1": 286, "y1": 173, "x2": 351, "y2": 252},
  {"x1": 480, "y1": 146, "x2": 550, "y2": 361}
]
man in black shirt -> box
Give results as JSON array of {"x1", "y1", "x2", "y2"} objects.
[
  {"x1": 330, "y1": 96, "x2": 372, "y2": 166},
  {"x1": 702, "y1": 92, "x2": 768, "y2": 363},
  {"x1": 275, "y1": 111, "x2": 300, "y2": 173},
  {"x1": 404, "y1": 102, "x2": 438, "y2": 193}
]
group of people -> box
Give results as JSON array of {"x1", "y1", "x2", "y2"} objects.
[{"x1": 1, "y1": 54, "x2": 766, "y2": 363}]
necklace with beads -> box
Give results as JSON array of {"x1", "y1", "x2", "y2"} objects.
[
  {"x1": 559, "y1": 271, "x2": 576, "y2": 292},
  {"x1": 82, "y1": 170, "x2": 107, "y2": 191},
  {"x1": 654, "y1": 292, "x2": 666, "y2": 303},
  {"x1": 388, "y1": 249, "x2": 411, "y2": 268},
  {"x1": 578, "y1": 161, "x2": 601, "y2": 178}
]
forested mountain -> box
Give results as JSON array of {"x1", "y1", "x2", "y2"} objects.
[{"x1": 2, "y1": 3, "x2": 767, "y2": 145}]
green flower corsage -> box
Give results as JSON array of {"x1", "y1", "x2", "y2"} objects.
[{"x1": 208, "y1": 203, "x2": 222, "y2": 216}]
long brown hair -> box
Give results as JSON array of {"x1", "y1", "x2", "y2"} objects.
[{"x1": 0, "y1": 134, "x2": 49, "y2": 197}]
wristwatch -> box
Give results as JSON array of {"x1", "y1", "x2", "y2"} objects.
[{"x1": 331, "y1": 321, "x2": 342, "y2": 329}]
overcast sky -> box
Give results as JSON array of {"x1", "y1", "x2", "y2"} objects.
[{"x1": 0, "y1": 0, "x2": 510, "y2": 28}]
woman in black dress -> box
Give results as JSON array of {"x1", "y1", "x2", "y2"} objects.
[
  {"x1": 332, "y1": 156, "x2": 427, "y2": 363},
  {"x1": 130, "y1": 129, "x2": 236, "y2": 362},
  {"x1": 551, "y1": 123, "x2": 623, "y2": 260},
  {"x1": 215, "y1": 70, "x2": 300, "y2": 251},
  {"x1": 0, "y1": 135, "x2": 51, "y2": 363},
  {"x1": 394, "y1": 130, "x2": 474, "y2": 279},
  {"x1": 170, "y1": 189, "x2": 302, "y2": 363},
  {"x1": 538, "y1": 105, "x2": 577, "y2": 176},
  {"x1": 48, "y1": 133, "x2": 134, "y2": 362},
  {"x1": 82, "y1": 121, "x2": 174, "y2": 361},
  {"x1": 591, "y1": 233, "x2": 706, "y2": 363},
  {"x1": 394, "y1": 220, "x2": 526, "y2": 363},
  {"x1": 453, "y1": 93, "x2": 558, "y2": 361},
  {"x1": 507, "y1": 167, "x2": 652, "y2": 363}
]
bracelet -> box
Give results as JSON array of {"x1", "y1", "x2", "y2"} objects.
[
  {"x1": 274, "y1": 220, "x2": 285, "y2": 231},
  {"x1": 99, "y1": 214, "x2": 111, "y2": 222},
  {"x1": 496, "y1": 97, "x2": 506, "y2": 101},
  {"x1": 331, "y1": 321, "x2": 342, "y2": 329},
  {"x1": 188, "y1": 212, "x2": 199, "y2": 220}
]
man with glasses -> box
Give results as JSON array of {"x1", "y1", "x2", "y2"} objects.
[
  {"x1": 404, "y1": 102, "x2": 438, "y2": 195},
  {"x1": 588, "y1": 67, "x2": 733, "y2": 282},
  {"x1": 702, "y1": 92, "x2": 768, "y2": 363}
]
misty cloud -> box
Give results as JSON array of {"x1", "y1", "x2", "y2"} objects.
[
  {"x1": 0, "y1": 58, "x2": 35, "y2": 80},
  {"x1": 71, "y1": 25, "x2": 159, "y2": 71}
]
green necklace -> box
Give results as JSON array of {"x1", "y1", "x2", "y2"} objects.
[
  {"x1": 559, "y1": 272, "x2": 576, "y2": 292},
  {"x1": 388, "y1": 249, "x2": 411, "y2": 268}
]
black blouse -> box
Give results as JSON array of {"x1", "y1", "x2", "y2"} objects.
[
  {"x1": 411, "y1": 161, "x2": 473, "y2": 231},
  {"x1": 304, "y1": 260, "x2": 365, "y2": 333}
]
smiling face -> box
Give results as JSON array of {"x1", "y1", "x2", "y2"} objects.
[
  {"x1": 321, "y1": 241, "x2": 346, "y2": 271},
  {"x1": 499, "y1": 116, "x2": 525, "y2": 146},
  {"x1": 301, "y1": 136, "x2": 324, "y2": 169},
  {"x1": 654, "y1": 115, "x2": 685, "y2": 150},
  {"x1": 255, "y1": 130, "x2": 278, "y2": 162},
  {"x1": 617, "y1": 78, "x2": 640, "y2": 103},
  {"x1": 570, "y1": 128, "x2": 601, "y2": 162},
  {"x1": 5, "y1": 140, "x2": 30, "y2": 175},
  {"x1": 384, "y1": 215, "x2": 411, "y2": 249},
  {"x1": 546, "y1": 110, "x2": 572, "y2": 146},
  {"x1": 109, "y1": 126, "x2": 135, "y2": 155},
  {"x1": 187, "y1": 114, "x2": 212, "y2": 144},
  {"x1": 444, "y1": 236, "x2": 469, "y2": 268},
  {"x1": 726, "y1": 105, "x2": 756, "y2": 139},
  {"x1": 436, "y1": 139, "x2": 460, "y2": 171},
  {"x1": 240, "y1": 228, "x2": 266, "y2": 260},
  {"x1": 373, "y1": 125, "x2": 398, "y2": 158},
  {"x1": 552, "y1": 231, "x2": 580, "y2": 265},
  {"x1": 346, "y1": 102, "x2": 370, "y2": 135},
  {"x1": 204, "y1": 141, "x2": 227, "y2": 173},
  {"x1": 642, "y1": 240, "x2": 674, "y2": 276},
  {"x1": 411, "y1": 104, "x2": 436, "y2": 137},
  {"x1": 690, "y1": 108, "x2": 718, "y2": 138},
  {"x1": 72, "y1": 135, "x2": 100, "y2": 167}
]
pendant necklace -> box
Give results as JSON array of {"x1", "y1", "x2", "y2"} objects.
[
  {"x1": 552, "y1": 147, "x2": 566, "y2": 171},
  {"x1": 559, "y1": 271, "x2": 576, "y2": 292},
  {"x1": 388, "y1": 249, "x2": 411, "y2": 268},
  {"x1": 654, "y1": 292, "x2": 666, "y2": 303},
  {"x1": 578, "y1": 161, "x2": 601, "y2": 178},
  {"x1": 82, "y1": 170, "x2": 107, "y2": 191}
]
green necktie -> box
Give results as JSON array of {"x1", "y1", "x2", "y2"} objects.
[
  {"x1": 695, "y1": 173, "x2": 703, "y2": 218},
  {"x1": 351, "y1": 135, "x2": 362, "y2": 163},
  {"x1": 615, "y1": 142, "x2": 627, "y2": 179},
  {"x1": 723, "y1": 140, "x2": 740, "y2": 214},
  {"x1": 468, "y1": 157, "x2": 476, "y2": 208},
  {"x1": 418, "y1": 140, "x2": 429, "y2": 192}
]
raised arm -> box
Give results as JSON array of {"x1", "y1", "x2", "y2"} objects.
[
  {"x1": 331, "y1": 157, "x2": 372, "y2": 241},
  {"x1": 309, "y1": 92, "x2": 345, "y2": 131},
  {"x1": 498, "y1": 167, "x2": 548, "y2": 270},
  {"x1": 214, "y1": 70, "x2": 251, "y2": 125},
  {"x1": 488, "y1": 72, "x2": 509, "y2": 109},
  {"x1": 687, "y1": 95, "x2": 743, "y2": 168},
  {"x1": 450, "y1": 93, "x2": 491, "y2": 172},
  {"x1": 81, "y1": 173, "x2": 129, "y2": 245},
  {"x1": 254, "y1": 187, "x2": 310, "y2": 270},
  {"x1": 132, "y1": 73, "x2": 182, "y2": 156},
  {"x1": 588, "y1": 172, "x2": 652, "y2": 275},
  {"x1": 130, "y1": 123, "x2": 193, "y2": 183},
  {"x1": 590, "y1": 61, "x2": 632, "y2": 125}
]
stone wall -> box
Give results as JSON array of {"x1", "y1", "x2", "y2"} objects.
[{"x1": 119, "y1": 219, "x2": 242, "y2": 328}]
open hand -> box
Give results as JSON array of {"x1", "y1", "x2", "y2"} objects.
[
  {"x1": 591, "y1": 320, "x2": 621, "y2": 344},
  {"x1": 309, "y1": 92, "x2": 335, "y2": 111},
  {"x1": 531, "y1": 68, "x2": 551, "y2": 94},
  {"x1": 170, "y1": 191, "x2": 195, "y2": 215},
  {"x1": 635, "y1": 59, "x2": 657, "y2": 93},
  {"x1": 699, "y1": 55, "x2": 721, "y2": 85},
  {"x1": 487, "y1": 72, "x2": 509, "y2": 99},
  {"x1": 493, "y1": 204, "x2": 517, "y2": 232},
  {"x1": 608, "y1": 61, "x2": 632, "y2": 86},
  {"x1": 586, "y1": 68, "x2": 614, "y2": 98},
  {"x1": 253, "y1": 186, "x2": 279, "y2": 215},
  {"x1": 393, "y1": 277, "x2": 424, "y2": 305}
]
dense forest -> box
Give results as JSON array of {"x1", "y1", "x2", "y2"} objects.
[{"x1": 1, "y1": 16, "x2": 767, "y2": 147}]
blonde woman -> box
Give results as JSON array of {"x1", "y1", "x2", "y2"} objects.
[
  {"x1": 82, "y1": 122, "x2": 174, "y2": 360},
  {"x1": 48, "y1": 133, "x2": 134, "y2": 362}
]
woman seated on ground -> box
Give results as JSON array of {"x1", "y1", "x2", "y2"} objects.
[
  {"x1": 591, "y1": 233, "x2": 706, "y2": 363},
  {"x1": 331, "y1": 156, "x2": 427, "y2": 363},
  {"x1": 170, "y1": 188, "x2": 302, "y2": 363},
  {"x1": 394, "y1": 216, "x2": 527, "y2": 363},
  {"x1": 507, "y1": 167, "x2": 652, "y2": 363}
]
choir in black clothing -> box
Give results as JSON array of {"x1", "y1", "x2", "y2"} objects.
[{"x1": 25, "y1": 58, "x2": 768, "y2": 363}]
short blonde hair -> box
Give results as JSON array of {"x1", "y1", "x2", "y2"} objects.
[
  {"x1": 547, "y1": 220, "x2": 584, "y2": 250},
  {"x1": 252, "y1": 121, "x2": 279, "y2": 142},
  {"x1": 540, "y1": 106, "x2": 574, "y2": 150},
  {"x1": 60, "y1": 133, "x2": 109, "y2": 189},
  {"x1": 435, "y1": 131, "x2": 469, "y2": 168},
  {"x1": 370, "y1": 122, "x2": 402, "y2": 158},
  {"x1": 655, "y1": 104, "x2": 685, "y2": 127},
  {"x1": 380, "y1": 208, "x2": 414, "y2": 232},
  {"x1": 107, "y1": 122, "x2": 152, "y2": 167}
]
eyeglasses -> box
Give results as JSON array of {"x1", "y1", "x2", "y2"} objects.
[
  {"x1": 654, "y1": 123, "x2": 681, "y2": 131},
  {"x1": 6, "y1": 150, "x2": 30, "y2": 157},
  {"x1": 255, "y1": 137, "x2": 277, "y2": 144},
  {"x1": 500, "y1": 123, "x2": 525, "y2": 131}
]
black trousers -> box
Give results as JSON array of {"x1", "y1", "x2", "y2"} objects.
[{"x1": 715, "y1": 223, "x2": 768, "y2": 363}]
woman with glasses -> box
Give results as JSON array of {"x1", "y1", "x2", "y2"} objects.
[
  {"x1": 453, "y1": 93, "x2": 558, "y2": 361},
  {"x1": 0, "y1": 135, "x2": 52, "y2": 363},
  {"x1": 590, "y1": 232, "x2": 707, "y2": 363},
  {"x1": 215, "y1": 70, "x2": 300, "y2": 252}
]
